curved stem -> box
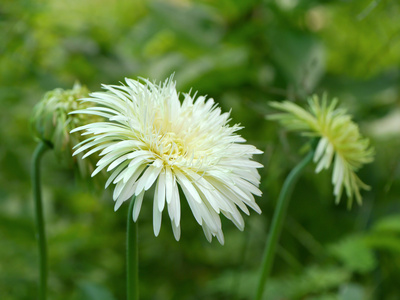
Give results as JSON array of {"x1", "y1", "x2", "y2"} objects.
[
  {"x1": 254, "y1": 150, "x2": 314, "y2": 300},
  {"x1": 32, "y1": 141, "x2": 50, "y2": 300},
  {"x1": 127, "y1": 196, "x2": 139, "y2": 300}
]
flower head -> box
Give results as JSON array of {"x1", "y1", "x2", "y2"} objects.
[
  {"x1": 269, "y1": 94, "x2": 374, "y2": 208},
  {"x1": 31, "y1": 83, "x2": 103, "y2": 180},
  {"x1": 71, "y1": 76, "x2": 263, "y2": 243}
]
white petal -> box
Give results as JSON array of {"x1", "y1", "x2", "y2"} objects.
[
  {"x1": 126, "y1": 150, "x2": 153, "y2": 160},
  {"x1": 314, "y1": 137, "x2": 328, "y2": 163},
  {"x1": 100, "y1": 140, "x2": 144, "y2": 156},
  {"x1": 117, "y1": 173, "x2": 143, "y2": 206},
  {"x1": 97, "y1": 148, "x2": 130, "y2": 168},
  {"x1": 82, "y1": 143, "x2": 114, "y2": 159},
  {"x1": 157, "y1": 170, "x2": 166, "y2": 212},
  {"x1": 194, "y1": 182, "x2": 221, "y2": 214},
  {"x1": 216, "y1": 230, "x2": 225, "y2": 245},
  {"x1": 183, "y1": 169, "x2": 229, "y2": 213},
  {"x1": 72, "y1": 109, "x2": 113, "y2": 119},
  {"x1": 171, "y1": 221, "x2": 181, "y2": 241},
  {"x1": 107, "y1": 154, "x2": 130, "y2": 171},
  {"x1": 91, "y1": 162, "x2": 108, "y2": 177},
  {"x1": 165, "y1": 167, "x2": 174, "y2": 204},
  {"x1": 106, "y1": 162, "x2": 129, "y2": 188},
  {"x1": 333, "y1": 154, "x2": 344, "y2": 196},
  {"x1": 175, "y1": 169, "x2": 202, "y2": 204},
  {"x1": 234, "y1": 177, "x2": 262, "y2": 197},
  {"x1": 132, "y1": 191, "x2": 145, "y2": 222},
  {"x1": 196, "y1": 202, "x2": 221, "y2": 233},
  {"x1": 72, "y1": 135, "x2": 97, "y2": 150},
  {"x1": 202, "y1": 225, "x2": 212, "y2": 242},
  {"x1": 167, "y1": 178, "x2": 181, "y2": 227},
  {"x1": 116, "y1": 165, "x2": 146, "y2": 188},
  {"x1": 113, "y1": 165, "x2": 146, "y2": 199},
  {"x1": 179, "y1": 182, "x2": 202, "y2": 225},
  {"x1": 153, "y1": 192, "x2": 162, "y2": 236},
  {"x1": 222, "y1": 209, "x2": 245, "y2": 231},
  {"x1": 173, "y1": 182, "x2": 181, "y2": 226},
  {"x1": 112, "y1": 160, "x2": 143, "y2": 184},
  {"x1": 219, "y1": 159, "x2": 263, "y2": 169},
  {"x1": 135, "y1": 161, "x2": 163, "y2": 195},
  {"x1": 144, "y1": 160, "x2": 163, "y2": 190}
]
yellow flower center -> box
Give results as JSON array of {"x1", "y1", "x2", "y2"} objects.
[{"x1": 156, "y1": 132, "x2": 185, "y2": 164}]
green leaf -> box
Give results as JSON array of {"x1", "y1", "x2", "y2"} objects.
[
  {"x1": 207, "y1": 266, "x2": 351, "y2": 299},
  {"x1": 74, "y1": 282, "x2": 116, "y2": 300},
  {"x1": 329, "y1": 235, "x2": 377, "y2": 274},
  {"x1": 364, "y1": 234, "x2": 400, "y2": 253},
  {"x1": 338, "y1": 283, "x2": 366, "y2": 300},
  {"x1": 372, "y1": 214, "x2": 400, "y2": 233},
  {"x1": 291, "y1": 266, "x2": 350, "y2": 298}
]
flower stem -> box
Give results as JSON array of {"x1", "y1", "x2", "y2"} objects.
[
  {"x1": 32, "y1": 141, "x2": 50, "y2": 300},
  {"x1": 127, "y1": 196, "x2": 139, "y2": 300},
  {"x1": 254, "y1": 149, "x2": 314, "y2": 300}
]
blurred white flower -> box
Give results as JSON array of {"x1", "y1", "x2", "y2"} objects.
[
  {"x1": 71, "y1": 76, "x2": 263, "y2": 244},
  {"x1": 270, "y1": 94, "x2": 374, "y2": 208}
]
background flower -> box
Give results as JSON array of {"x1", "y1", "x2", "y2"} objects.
[
  {"x1": 72, "y1": 76, "x2": 263, "y2": 243},
  {"x1": 31, "y1": 83, "x2": 103, "y2": 181},
  {"x1": 269, "y1": 94, "x2": 374, "y2": 208}
]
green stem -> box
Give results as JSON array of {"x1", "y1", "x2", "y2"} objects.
[
  {"x1": 254, "y1": 150, "x2": 314, "y2": 300},
  {"x1": 32, "y1": 141, "x2": 50, "y2": 300},
  {"x1": 127, "y1": 196, "x2": 139, "y2": 300}
]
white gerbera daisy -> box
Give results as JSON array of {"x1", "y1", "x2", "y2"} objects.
[{"x1": 71, "y1": 76, "x2": 263, "y2": 244}]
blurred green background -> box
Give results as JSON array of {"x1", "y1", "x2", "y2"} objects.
[{"x1": 1, "y1": 0, "x2": 400, "y2": 299}]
